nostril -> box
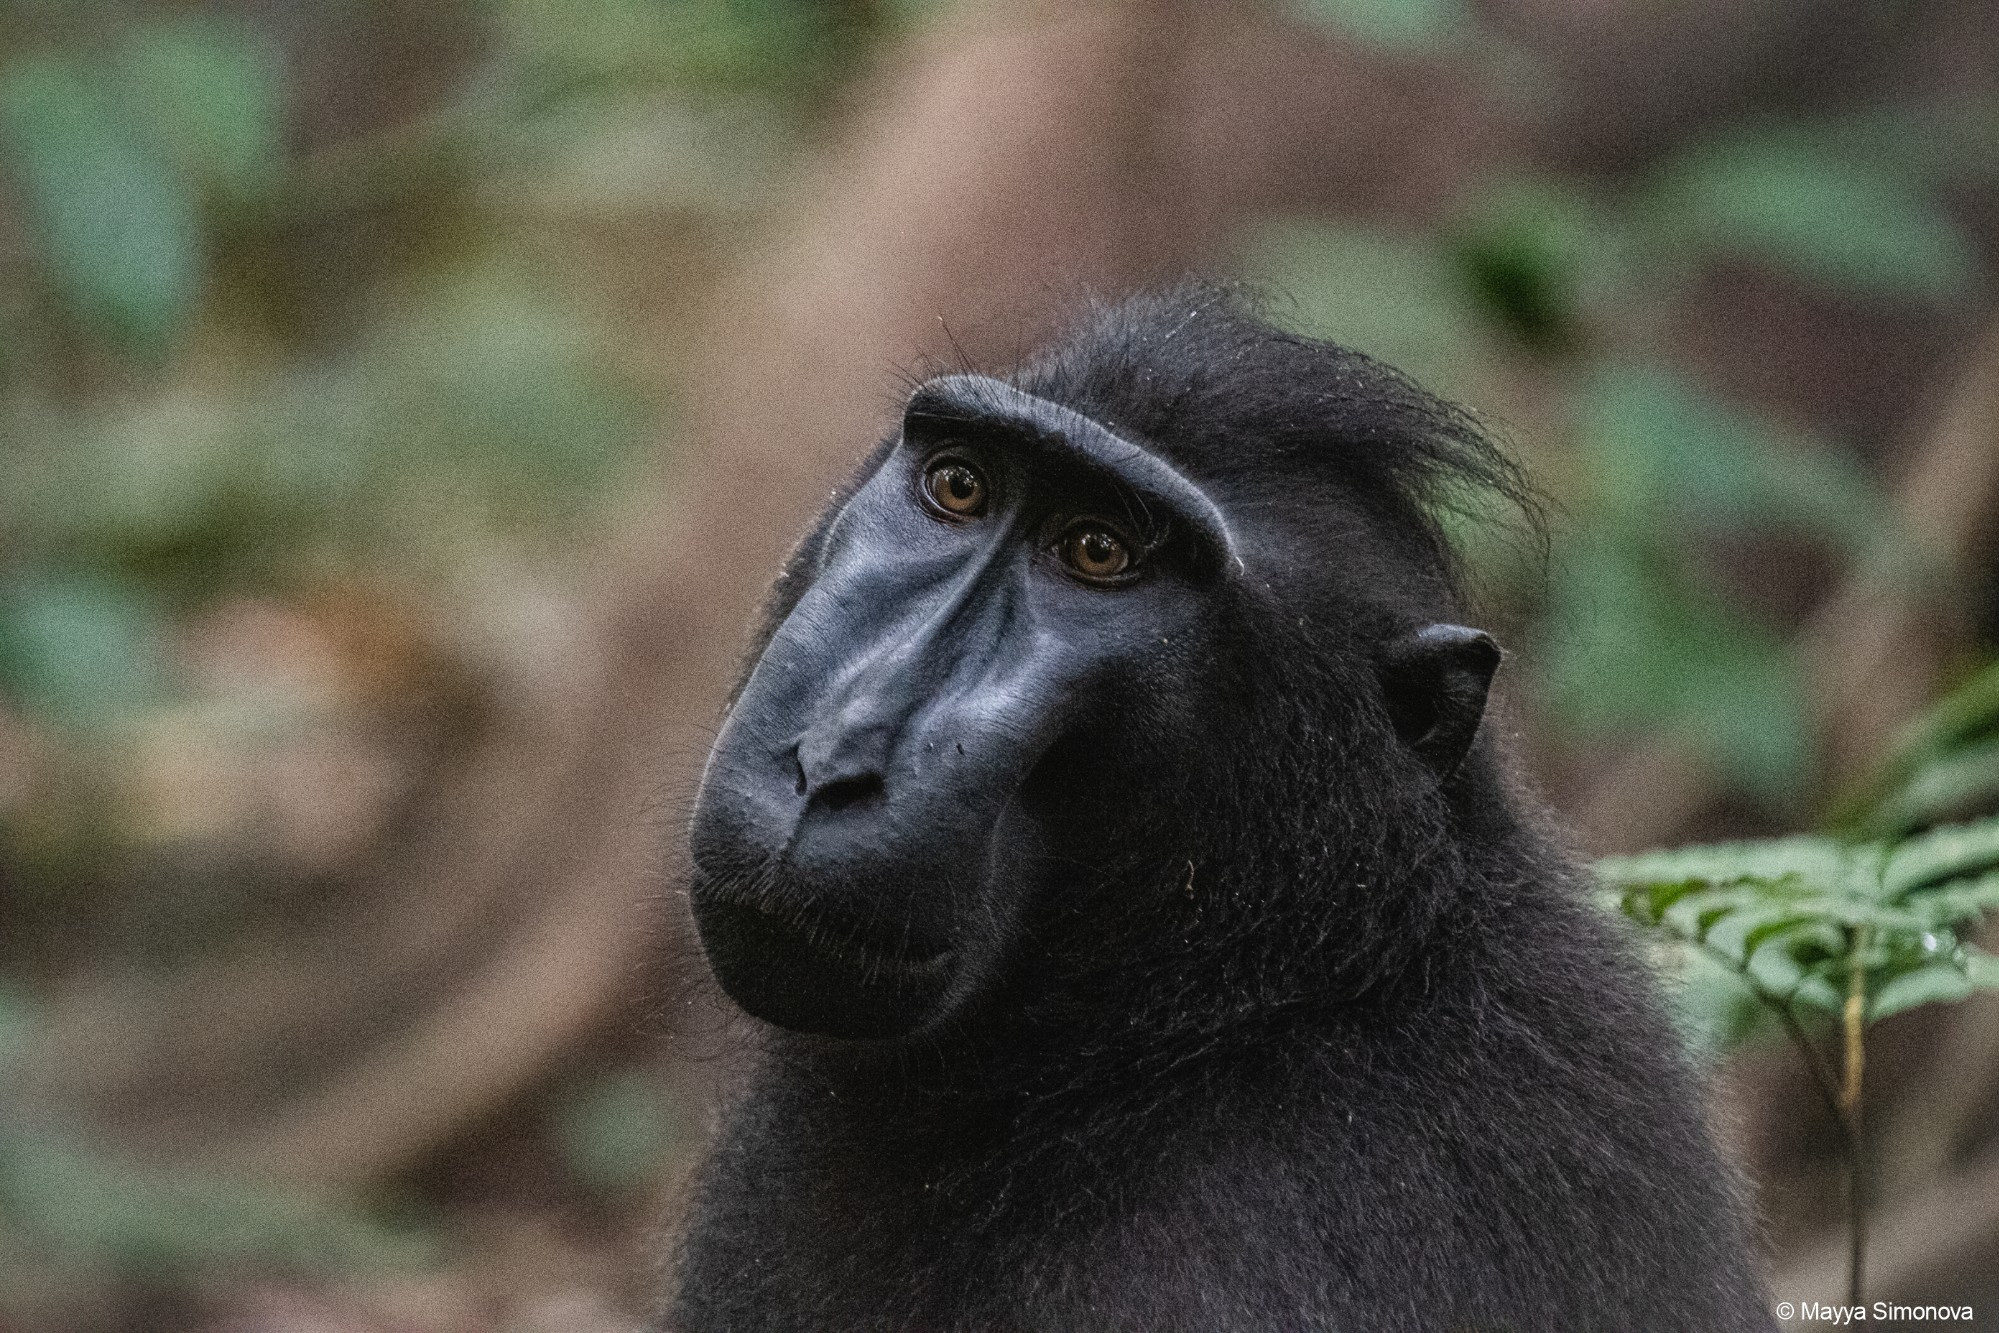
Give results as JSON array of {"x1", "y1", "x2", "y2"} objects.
[
  {"x1": 810, "y1": 771, "x2": 885, "y2": 813},
  {"x1": 793, "y1": 750, "x2": 808, "y2": 796}
]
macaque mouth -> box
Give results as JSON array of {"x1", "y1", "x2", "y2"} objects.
[{"x1": 712, "y1": 898, "x2": 955, "y2": 978}]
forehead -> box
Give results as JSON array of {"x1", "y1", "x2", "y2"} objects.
[{"x1": 923, "y1": 372, "x2": 1459, "y2": 621}]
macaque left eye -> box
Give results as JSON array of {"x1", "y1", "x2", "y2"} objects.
[
  {"x1": 923, "y1": 459, "x2": 988, "y2": 518},
  {"x1": 1058, "y1": 523, "x2": 1132, "y2": 581}
]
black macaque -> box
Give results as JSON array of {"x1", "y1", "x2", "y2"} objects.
[{"x1": 662, "y1": 288, "x2": 1775, "y2": 1332}]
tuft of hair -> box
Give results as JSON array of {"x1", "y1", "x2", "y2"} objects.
[{"x1": 1012, "y1": 282, "x2": 1541, "y2": 596}]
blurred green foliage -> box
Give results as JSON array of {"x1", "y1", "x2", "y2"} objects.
[
  {"x1": 1244, "y1": 83, "x2": 1985, "y2": 806},
  {"x1": 0, "y1": 16, "x2": 282, "y2": 354},
  {"x1": 1842, "y1": 662, "x2": 1999, "y2": 838},
  {"x1": 1, "y1": 1125, "x2": 435, "y2": 1298},
  {"x1": 1245, "y1": 221, "x2": 1473, "y2": 395},
  {"x1": 1645, "y1": 123, "x2": 1982, "y2": 304},
  {"x1": 0, "y1": 571, "x2": 169, "y2": 725},
  {"x1": 0, "y1": 0, "x2": 918, "y2": 738},
  {"x1": 1291, "y1": 0, "x2": 1471, "y2": 52},
  {"x1": 0, "y1": 0, "x2": 926, "y2": 1315},
  {"x1": 553, "y1": 1067, "x2": 688, "y2": 1199},
  {"x1": 1541, "y1": 366, "x2": 1887, "y2": 801},
  {"x1": 0, "y1": 990, "x2": 433, "y2": 1322}
]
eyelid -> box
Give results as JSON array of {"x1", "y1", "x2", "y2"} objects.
[
  {"x1": 1054, "y1": 512, "x2": 1163, "y2": 561},
  {"x1": 915, "y1": 447, "x2": 990, "y2": 519},
  {"x1": 1050, "y1": 517, "x2": 1147, "y2": 584},
  {"x1": 917, "y1": 444, "x2": 983, "y2": 480}
]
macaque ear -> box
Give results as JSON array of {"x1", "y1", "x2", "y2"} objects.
[{"x1": 1377, "y1": 624, "x2": 1501, "y2": 781}]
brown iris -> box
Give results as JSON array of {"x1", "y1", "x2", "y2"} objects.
[
  {"x1": 924, "y1": 460, "x2": 987, "y2": 517},
  {"x1": 1060, "y1": 524, "x2": 1131, "y2": 580}
]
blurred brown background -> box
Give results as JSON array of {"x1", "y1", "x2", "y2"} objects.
[{"x1": 1, "y1": 0, "x2": 1996, "y2": 1329}]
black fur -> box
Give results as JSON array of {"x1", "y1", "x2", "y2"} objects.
[{"x1": 661, "y1": 287, "x2": 1774, "y2": 1331}]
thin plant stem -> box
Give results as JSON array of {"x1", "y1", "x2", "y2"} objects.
[
  {"x1": 1691, "y1": 935, "x2": 1869, "y2": 1301},
  {"x1": 1841, "y1": 927, "x2": 1871, "y2": 1308},
  {"x1": 1772, "y1": 1003, "x2": 1849, "y2": 1144},
  {"x1": 1690, "y1": 941, "x2": 1849, "y2": 1139}
]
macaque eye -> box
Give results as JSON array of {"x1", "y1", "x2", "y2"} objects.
[
  {"x1": 1059, "y1": 523, "x2": 1132, "y2": 581},
  {"x1": 923, "y1": 460, "x2": 988, "y2": 517}
]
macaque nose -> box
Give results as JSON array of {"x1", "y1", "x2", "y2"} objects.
[{"x1": 793, "y1": 725, "x2": 890, "y2": 813}]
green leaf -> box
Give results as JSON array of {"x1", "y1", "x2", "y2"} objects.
[
  {"x1": 1907, "y1": 870, "x2": 1999, "y2": 929},
  {"x1": 1543, "y1": 367, "x2": 1904, "y2": 800},
  {"x1": 0, "y1": 52, "x2": 204, "y2": 350},
  {"x1": 1668, "y1": 947, "x2": 1768, "y2": 1056},
  {"x1": 1705, "y1": 906, "x2": 1818, "y2": 965},
  {"x1": 1447, "y1": 177, "x2": 1626, "y2": 354},
  {"x1": 1541, "y1": 538, "x2": 1811, "y2": 800},
  {"x1": 0, "y1": 572, "x2": 168, "y2": 725},
  {"x1": 552, "y1": 1069, "x2": 680, "y2": 1195},
  {"x1": 1869, "y1": 960, "x2": 1974, "y2": 1021},
  {"x1": 1883, "y1": 816, "x2": 1999, "y2": 896},
  {"x1": 1905, "y1": 660, "x2": 1999, "y2": 758},
  {"x1": 1289, "y1": 0, "x2": 1471, "y2": 50},
  {"x1": 1238, "y1": 219, "x2": 1483, "y2": 396},
  {"x1": 1647, "y1": 124, "x2": 1981, "y2": 303},
  {"x1": 1965, "y1": 949, "x2": 1999, "y2": 989},
  {"x1": 1676, "y1": 628, "x2": 1811, "y2": 803},
  {"x1": 1746, "y1": 933, "x2": 1811, "y2": 996},
  {"x1": 1827, "y1": 899, "x2": 1928, "y2": 933},
  {"x1": 1580, "y1": 366, "x2": 1884, "y2": 547},
  {"x1": 0, "y1": 1125, "x2": 432, "y2": 1277},
  {"x1": 495, "y1": 0, "x2": 858, "y2": 97},
  {"x1": 1866, "y1": 737, "x2": 1999, "y2": 835},
  {"x1": 1661, "y1": 886, "x2": 1753, "y2": 942},
  {"x1": 1847, "y1": 661, "x2": 1999, "y2": 834},
  {"x1": 1613, "y1": 876, "x2": 1709, "y2": 926},
  {"x1": 1787, "y1": 972, "x2": 1848, "y2": 1014},
  {"x1": 120, "y1": 17, "x2": 284, "y2": 200},
  {"x1": 1599, "y1": 835, "x2": 1850, "y2": 893}
]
